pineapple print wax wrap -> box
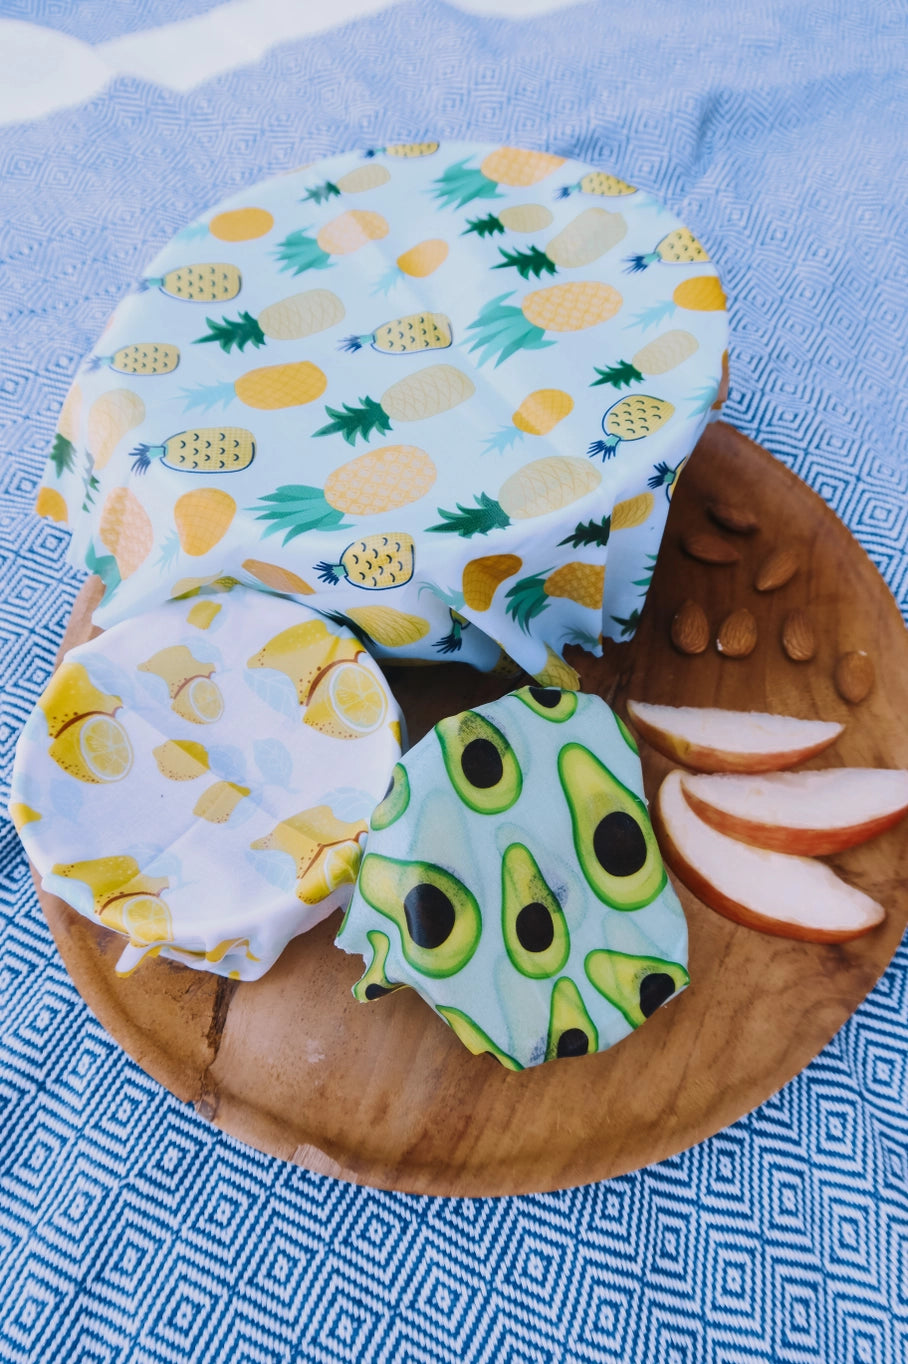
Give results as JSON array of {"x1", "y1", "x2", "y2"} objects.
[
  {"x1": 9, "y1": 588, "x2": 404, "y2": 980},
  {"x1": 40, "y1": 142, "x2": 728, "y2": 680},
  {"x1": 336, "y1": 687, "x2": 689, "y2": 1069}
]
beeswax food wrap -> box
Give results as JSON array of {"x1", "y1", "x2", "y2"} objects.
[
  {"x1": 39, "y1": 142, "x2": 728, "y2": 683},
  {"x1": 336, "y1": 687, "x2": 688, "y2": 1069},
  {"x1": 10, "y1": 588, "x2": 404, "y2": 980}
]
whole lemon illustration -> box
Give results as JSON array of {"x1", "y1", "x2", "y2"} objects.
[
  {"x1": 52, "y1": 855, "x2": 173, "y2": 945},
  {"x1": 250, "y1": 805, "x2": 367, "y2": 904},
  {"x1": 40, "y1": 662, "x2": 133, "y2": 783},
  {"x1": 303, "y1": 661, "x2": 388, "y2": 740},
  {"x1": 247, "y1": 619, "x2": 362, "y2": 706},
  {"x1": 138, "y1": 646, "x2": 224, "y2": 725}
]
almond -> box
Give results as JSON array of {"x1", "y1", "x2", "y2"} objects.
[
  {"x1": 716, "y1": 608, "x2": 758, "y2": 658},
  {"x1": 781, "y1": 609, "x2": 817, "y2": 662},
  {"x1": 707, "y1": 500, "x2": 760, "y2": 534},
  {"x1": 834, "y1": 650, "x2": 874, "y2": 703},
  {"x1": 682, "y1": 531, "x2": 741, "y2": 565},
  {"x1": 671, "y1": 600, "x2": 710, "y2": 655},
  {"x1": 755, "y1": 547, "x2": 799, "y2": 591}
]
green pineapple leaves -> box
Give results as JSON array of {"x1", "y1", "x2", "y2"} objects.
[
  {"x1": 251, "y1": 485, "x2": 352, "y2": 545},
  {"x1": 430, "y1": 158, "x2": 501, "y2": 209},
  {"x1": 314, "y1": 396, "x2": 391, "y2": 444},
  {"x1": 505, "y1": 572, "x2": 552, "y2": 632},
  {"x1": 493, "y1": 245, "x2": 557, "y2": 281},
  {"x1": 273, "y1": 229, "x2": 332, "y2": 275},
  {"x1": 194, "y1": 311, "x2": 266, "y2": 353},
  {"x1": 558, "y1": 516, "x2": 611, "y2": 549},
  {"x1": 591, "y1": 360, "x2": 644, "y2": 389},
  {"x1": 427, "y1": 492, "x2": 511, "y2": 538}
]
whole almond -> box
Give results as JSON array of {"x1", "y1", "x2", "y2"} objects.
[
  {"x1": 716, "y1": 608, "x2": 758, "y2": 658},
  {"x1": 834, "y1": 650, "x2": 874, "y2": 703},
  {"x1": 671, "y1": 600, "x2": 710, "y2": 655},
  {"x1": 682, "y1": 531, "x2": 741, "y2": 565},
  {"x1": 755, "y1": 547, "x2": 799, "y2": 591},
  {"x1": 781, "y1": 609, "x2": 817, "y2": 662},
  {"x1": 707, "y1": 500, "x2": 760, "y2": 534}
]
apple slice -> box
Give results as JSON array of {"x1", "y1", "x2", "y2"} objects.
[
  {"x1": 625, "y1": 700, "x2": 843, "y2": 773},
  {"x1": 654, "y1": 771, "x2": 885, "y2": 942},
  {"x1": 681, "y1": 768, "x2": 908, "y2": 855}
]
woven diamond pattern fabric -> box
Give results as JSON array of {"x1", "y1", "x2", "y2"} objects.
[{"x1": 1, "y1": 2, "x2": 906, "y2": 1361}]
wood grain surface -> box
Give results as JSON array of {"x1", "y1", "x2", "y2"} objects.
[{"x1": 33, "y1": 421, "x2": 908, "y2": 1196}]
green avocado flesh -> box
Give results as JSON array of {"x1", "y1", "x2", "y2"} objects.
[
  {"x1": 615, "y1": 712, "x2": 638, "y2": 753},
  {"x1": 435, "y1": 710, "x2": 522, "y2": 814},
  {"x1": 514, "y1": 685, "x2": 578, "y2": 722},
  {"x1": 545, "y1": 976, "x2": 599, "y2": 1060},
  {"x1": 436, "y1": 1005, "x2": 523, "y2": 1070},
  {"x1": 584, "y1": 949, "x2": 689, "y2": 1028},
  {"x1": 501, "y1": 842, "x2": 569, "y2": 979},
  {"x1": 370, "y1": 762, "x2": 410, "y2": 831},
  {"x1": 558, "y1": 742, "x2": 665, "y2": 909},
  {"x1": 352, "y1": 929, "x2": 407, "y2": 1002},
  {"x1": 358, "y1": 853, "x2": 481, "y2": 977}
]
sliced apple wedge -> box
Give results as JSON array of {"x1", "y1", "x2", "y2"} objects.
[
  {"x1": 625, "y1": 700, "x2": 843, "y2": 773},
  {"x1": 655, "y1": 771, "x2": 885, "y2": 942},
  {"x1": 681, "y1": 768, "x2": 908, "y2": 855}
]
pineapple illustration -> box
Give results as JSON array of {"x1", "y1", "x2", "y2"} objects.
[
  {"x1": 250, "y1": 806, "x2": 368, "y2": 901},
  {"x1": 98, "y1": 486, "x2": 153, "y2": 579},
  {"x1": 365, "y1": 142, "x2": 439, "y2": 158},
  {"x1": 431, "y1": 149, "x2": 565, "y2": 209},
  {"x1": 626, "y1": 228, "x2": 709, "y2": 272},
  {"x1": 612, "y1": 491, "x2": 656, "y2": 529},
  {"x1": 591, "y1": 331, "x2": 700, "y2": 389},
  {"x1": 193, "y1": 290, "x2": 345, "y2": 352},
  {"x1": 253, "y1": 446, "x2": 436, "y2": 544},
  {"x1": 140, "y1": 263, "x2": 242, "y2": 302},
  {"x1": 39, "y1": 662, "x2": 133, "y2": 784},
  {"x1": 340, "y1": 311, "x2": 453, "y2": 355},
  {"x1": 534, "y1": 646, "x2": 581, "y2": 690},
  {"x1": 648, "y1": 455, "x2": 689, "y2": 502},
  {"x1": 173, "y1": 488, "x2": 236, "y2": 556},
  {"x1": 87, "y1": 344, "x2": 180, "y2": 376},
  {"x1": 139, "y1": 646, "x2": 224, "y2": 724},
  {"x1": 556, "y1": 514, "x2": 613, "y2": 548},
  {"x1": 556, "y1": 171, "x2": 637, "y2": 200},
  {"x1": 466, "y1": 284, "x2": 622, "y2": 367},
  {"x1": 52, "y1": 855, "x2": 173, "y2": 944},
  {"x1": 483, "y1": 388, "x2": 574, "y2": 453},
  {"x1": 374, "y1": 238, "x2": 449, "y2": 294},
  {"x1": 315, "y1": 365, "x2": 474, "y2": 444},
  {"x1": 153, "y1": 739, "x2": 210, "y2": 781},
  {"x1": 588, "y1": 395, "x2": 675, "y2": 460},
  {"x1": 241, "y1": 560, "x2": 315, "y2": 596},
  {"x1": 429, "y1": 456, "x2": 601, "y2": 537},
  {"x1": 302, "y1": 163, "x2": 391, "y2": 202},
  {"x1": 207, "y1": 207, "x2": 274, "y2": 241},
  {"x1": 316, "y1": 533, "x2": 415, "y2": 589},
  {"x1": 180, "y1": 360, "x2": 327, "y2": 413},
  {"x1": 463, "y1": 204, "x2": 553, "y2": 238},
  {"x1": 462, "y1": 554, "x2": 523, "y2": 609},
  {"x1": 35, "y1": 487, "x2": 68, "y2": 523},
  {"x1": 169, "y1": 572, "x2": 238, "y2": 599},
  {"x1": 248, "y1": 618, "x2": 362, "y2": 705},
  {"x1": 505, "y1": 563, "x2": 606, "y2": 631},
  {"x1": 632, "y1": 276, "x2": 726, "y2": 330},
  {"x1": 273, "y1": 211, "x2": 389, "y2": 274},
  {"x1": 433, "y1": 607, "x2": 471, "y2": 654},
  {"x1": 87, "y1": 389, "x2": 146, "y2": 471},
  {"x1": 49, "y1": 381, "x2": 81, "y2": 476},
  {"x1": 343, "y1": 606, "x2": 430, "y2": 648},
  {"x1": 493, "y1": 209, "x2": 627, "y2": 279},
  {"x1": 131, "y1": 427, "x2": 255, "y2": 475}
]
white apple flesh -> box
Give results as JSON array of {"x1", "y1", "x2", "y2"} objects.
[
  {"x1": 626, "y1": 700, "x2": 843, "y2": 773},
  {"x1": 655, "y1": 770, "x2": 885, "y2": 942},
  {"x1": 681, "y1": 768, "x2": 908, "y2": 855}
]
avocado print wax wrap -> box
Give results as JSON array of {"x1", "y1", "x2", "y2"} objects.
[
  {"x1": 335, "y1": 688, "x2": 689, "y2": 1069},
  {"x1": 39, "y1": 141, "x2": 728, "y2": 680},
  {"x1": 10, "y1": 588, "x2": 404, "y2": 980}
]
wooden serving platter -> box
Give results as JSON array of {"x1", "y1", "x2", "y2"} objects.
[{"x1": 33, "y1": 421, "x2": 908, "y2": 1196}]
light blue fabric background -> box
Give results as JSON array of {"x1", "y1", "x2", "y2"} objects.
[{"x1": 1, "y1": 3, "x2": 906, "y2": 1361}]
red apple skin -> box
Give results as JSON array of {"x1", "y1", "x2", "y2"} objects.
[
  {"x1": 653, "y1": 785, "x2": 883, "y2": 944},
  {"x1": 680, "y1": 782, "x2": 908, "y2": 856},
  {"x1": 626, "y1": 704, "x2": 841, "y2": 774}
]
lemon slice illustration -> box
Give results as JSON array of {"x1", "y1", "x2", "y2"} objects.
[
  {"x1": 100, "y1": 892, "x2": 173, "y2": 944},
  {"x1": 186, "y1": 676, "x2": 224, "y2": 722},
  {"x1": 323, "y1": 840, "x2": 363, "y2": 891},
  {"x1": 329, "y1": 663, "x2": 387, "y2": 734},
  {"x1": 78, "y1": 714, "x2": 133, "y2": 781}
]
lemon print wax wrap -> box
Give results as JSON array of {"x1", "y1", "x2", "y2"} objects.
[
  {"x1": 10, "y1": 588, "x2": 404, "y2": 980},
  {"x1": 38, "y1": 141, "x2": 728, "y2": 681},
  {"x1": 335, "y1": 687, "x2": 688, "y2": 1069}
]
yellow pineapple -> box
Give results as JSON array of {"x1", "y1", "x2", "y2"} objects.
[
  {"x1": 208, "y1": 207, "x2": 274, "y2": 241},
  {"x1": 40, "y1": 662, "x2": 133, "y2": 784},
  {"x1": 344, "y1": 606, "x2": 430, "y2": 648},
  {"x1": 592, "y1": 330, "x2": 699, "y2": 389},
  {"x1": 241, "y1": 560, "x2": 315, "y2": 595},
  {"x1": 248, "y1": 619, "x2": 362, "y2": 705},
  {"x1": 139, "y1": 646, "x2": 224, "y2": 724},
  {"x1": 316, "y1": 533, "x2": 415, "y2": 589},
  {"x1": 432, "y1": 148, "x2": 564, "y2": 208},
  {"x1": 506, "y1": 562, "x2": 605, "y2": 630},
  {"x1": 35, "y1": 486, "x2": 67, "y2": 523},
  {"x1": 131, "y1": 426, "x2": 255, "y2": 475},
  {"x1": 429, "y1": 457, "x2": 601, "y2": 537},
  {"x1": 462, "y1": 554, "x2": 523, "y2": 610},
  {"x1": 169, "y1": 572, "x2": 238, "y2": 599},
  {"x1": 627, "y1": 228, "x2": 709, "y2": 272},
  {"x1": 152, "y1": 739, "x2": 210, "y2": 781},
  {"x1": 534, "y1": 646, "x2": 581, "y2": 691},
  {"x1": 374, "y1": 239, "x2": 449, "y2": 292},
  {"x1": 98, "y1": 486, "x2": 153, "y2": 579},
  {"x1": 193, "y1": 780, "x2": 250, "y2": 823},
  {"x1": 274, "y1": 211, "x2": 389, "y2": 274},
  {"x1": 181, "y1": 360, "x2": 327, "y2": 412},
  {"x1": 88, "y1": 343, "x2": 180, "y2": 376},
  {"x1": 467, "y1": 283, "x2": 622, "y2": 366},
  {"x1": 52, "y1": 855, "x2": 173, "y2": 944},
  {"x1": 303, "y1": 164, "x2": 391, "y2": 202},
  {"x1": 493, "y1": 209, "x2": 627, "y2": 280},
  {"x1": 194, "y1": 289, "x2": 345, "y2": 352},
  {"x1": 141, "y1": 263, "x2": 242, "y2": 301},
  {"x1": 173, "y1": 488, "x2": 236, "y2": 556},
  {"x1": 316, "y1": 365, "x2": 474, "y2": 442},
  {"x1": 611, "y1": 491, "x2": 655, "y2": 530},
  {"x1": 341, "y1": 311, "x2": 452, "y2": 354},
  {"x1": 557, "y1": 171, "x2": 637, "y2": 199},
  {"x1": 250, "y1": 805, "x2": 368, "y2": 900},
  {"x1": 484, "y1": 389, "x2": 574, "y2": 453},
  {"x1": 463, "y1": 204, "x2": 553, "y2": 238},
  {"x1": 87, "y1": 389, "x2": 146, "y2": 470},
  {"x1": 672, "y1": 275, "x2": 726, "y2": 311},
  {"x1": 366, "y1": 142, "x2": 439, "y2": 158},
  {"x1": 589, "y1": 394, "x2": 675, "y2": 459}
]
